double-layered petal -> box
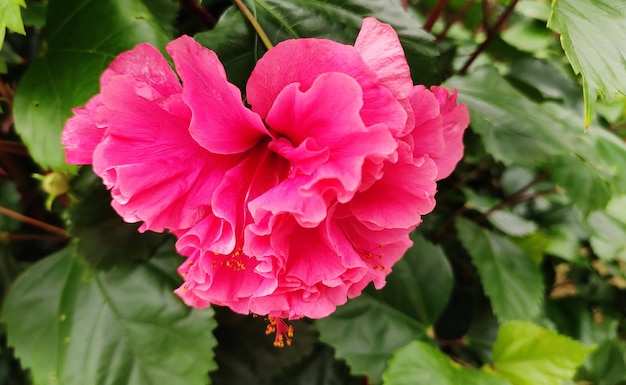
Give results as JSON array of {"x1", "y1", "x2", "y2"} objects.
[{"x1": 62, "y1": 17, "x2": 469, "y2": 320}]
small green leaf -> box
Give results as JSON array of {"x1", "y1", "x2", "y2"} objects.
[
  {"x1": 548, "y1": 0, "x2": 626, "y2": 127},
  {"x1": 1, "y1": 243, "x2": 217, "y2": 385},
  {"x1": 456, "y1": 217, "x2": 544, "y2": 322},
  {"x1": 315, "y1": 295, "x2": 428, "y2": 385},
  {"x1": 383, "y1": 341, "x2": 457, "y2": 385},
  {"x1": 490, "y1": 321, "x2": 595, "y2": 385},
  {"x1": 13, "y1": 0, "x2": 172, "y2": 171},
  {"x1": 383, "y1": 341, "x2": 510, "y2": 385},
  {"x1": 0, "y1": 0, "x2": 26, "y2": 51}
]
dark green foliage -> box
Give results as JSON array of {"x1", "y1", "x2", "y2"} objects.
[{"x1": 1, "y1": 0, "x2": 626, "y2": 384}]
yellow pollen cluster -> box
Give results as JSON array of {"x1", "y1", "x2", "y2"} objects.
[
  {"x1": 265, "y1": 317, "x2": 294, "y2": 347},
  {"x1": 221, "y1": 248, "x2": 246, "y2": 271}
]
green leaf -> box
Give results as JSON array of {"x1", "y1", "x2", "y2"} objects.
[
  {"x1": 455, "y1": 217, "x2": 544, "y2": 322},
  {"x1": 196, "y1": 0, "x2": 439, "y2": 91},
  {"x1": 500, "y1": 21, "x2": 553, "y2": 54},
  {"x1": 375, "y1": 234, "x2": 453, "y2": 326},
  {"x1": 587, "y1": 210, "x2": 626, "y2": 262},
  {"x1": 446, "y1": 66, "x2": 569, "y2": 166},
  {"x1": 13, "y1": 0, "x2": 172, "y2": 171},
  {"x1": 383, "y1": 341, "x2": 510, "y2": 385},
  {"x1": 548, "y1": 0, "x2": 626, "y2": 127},
  {"x1": 0, "y1": 0, "x2": 26, "y2": 52},
  {"x1": 315, "y1": 295, "x2": 428, "y2": 385},
  {"x1": 490, "y1": 321, "x2": 595, "y2": 385},
  {"x1": 488, "y1": 211, "x2": 538, "y2": 237},
  {"x1": 1, "y1": 243, "x2": 217, "y2": 385},
  {"x1": 546, "y1": 154, "x2": 612, "y2": 214}
]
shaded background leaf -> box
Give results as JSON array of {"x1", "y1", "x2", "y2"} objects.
[{"x1": 456, "y1": 218, "x2": 544, "y2": 322}]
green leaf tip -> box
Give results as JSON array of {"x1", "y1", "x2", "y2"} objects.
[{"x1": 548, "y1": 0, "x2": 626, "y2": 129}]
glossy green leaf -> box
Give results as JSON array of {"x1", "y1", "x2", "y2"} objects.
[
  {"x1": 13, "y1": 0, "x2": 172, "y2": 171},
  {"x1": 383, "y1": 341, "x2": 510, "y2": 385},
  {"x1": 490, "y1": 321, "x2": 595, "y2": 385},
  {"x1": 315, "y1": 295, "x2": 428, "y2": 385},
  {"x1": 196, "y1": 0, "x2": 439, "y2": 91},
  {"x1": 548, "y1": 0, "x2": 626, "y2": 126},
  {"x1": 456, "y1": 217, "x2": 544, "y2": 322},
  {"x1": 1, "y1": 243, "x2": 217, "y2": 385},
  {"x1": 446, "y1": 66, "x2": 569, "y2": 166},
  {"x1": 375, "y1": 234, "x2": 453, "y2": 326}
]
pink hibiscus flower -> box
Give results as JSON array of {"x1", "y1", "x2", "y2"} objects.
[{"x1": 62, "y1": 18, "x2": 468, "y2": 329}]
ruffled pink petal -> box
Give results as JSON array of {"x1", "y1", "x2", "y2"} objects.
[
  {"x1": 244, "y1": 214, "x2": 370, "y2": 319},
  {"x1": 342, "y1": 143, "x2": 438, "y2": 230},
  {"x1": 101, "y1": 43, "x2": 182, "y2": 98},
  {"x1": 209, "y1": 143, "x2": 288, "y2": 246},
  {"x1": 332, "y1": 215, "x2": 413, "y2": 290},
  {"x1": 247, "y1": 38, "x2": 408, "y2": 137},
  {"x1": 175, "y1": 248, "x2": 277, "y2": 314},
  {"x1": 409, "y1": 85, "x2": 445, "y2": 160},
  {"x1": 430, "y1": 86, "x2": 469, "y2": 180},
  {"x1": 62, "y1": 95, "x2": 105, "y2": 165},
  {"x1": 251, "y1": 73, "x2": 397, "y2": 226},
  {"x1": 93, "y1": 73, "x2": 237, "y2": 232},
  {"x1": 354, "y1": 18, "x2": 413, "y2": 100},
  {"x1": 168, "y1": 36, "x2": 268, "y2": 154}
]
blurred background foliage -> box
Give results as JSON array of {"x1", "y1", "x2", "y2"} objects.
[{"x1": 0, "y1": 0, "x2": 626, "y2": 384}]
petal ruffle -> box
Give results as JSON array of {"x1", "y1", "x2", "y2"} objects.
[
  {"x1": 250, "y1": 73, "x2": 397, "y2": 227},
  {"x1": 62, "y1": 95, "x2": 105, "y2": 165},
  {"x1": 168, "y1": 36, "x2": 268, "y2": 154},
  {"x1": 247, "y1": 38, "x2": 408, "y2": 138},
  {"x1": 342, "y1": 144, "x2": 438, "y2": 230},
  {"x1": 430, "y1": 86, "x2": 470, "y2": 180},
  {"x1": 354, "y1": 18, "x2": 413, "y2": 100}
]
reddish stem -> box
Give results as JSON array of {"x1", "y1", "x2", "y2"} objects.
[
  {"x1": 0, "y1": 205, "x2": 68, "y2": 237},
  {"x1": 458, "y1": 0, "x2": 520, "y2": 74},
  {"x1": 423, "y1": 0, "x2": 450, "y2": 32},
  {"x1": 436, "y1": 0, "x2": 477, "y2": 41}
]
